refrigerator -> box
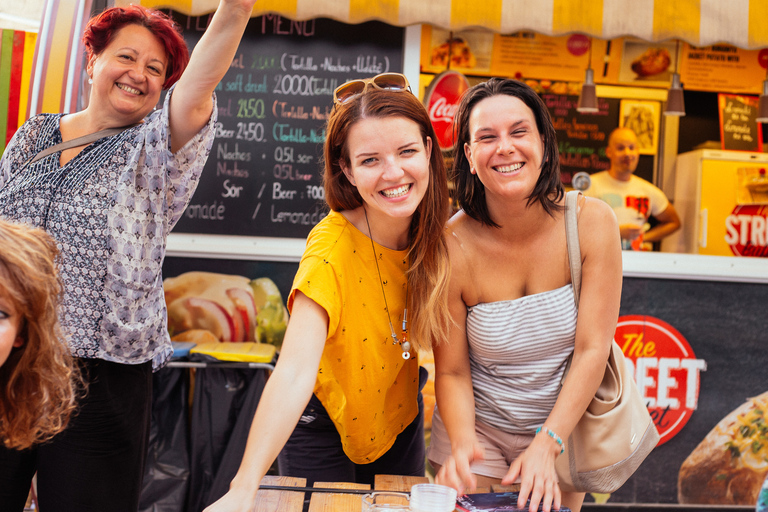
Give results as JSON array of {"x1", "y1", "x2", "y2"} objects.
[{"x1": 662, "y1": 149, "x2": 768, "y2": 257}]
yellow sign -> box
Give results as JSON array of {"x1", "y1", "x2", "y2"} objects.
[
  {"x1": 420, "y1": 26, "x2": 607, "y2": 83},
  {"x1": 420, "y1": 30, "x2": 768, "y2": 97},
  {"x1": 680, "y1": 44, "x2": 766, "y2": 95}
]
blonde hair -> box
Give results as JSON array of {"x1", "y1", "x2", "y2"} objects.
[{"x1": 0, "y1": 219, "x2": 82, "y2": 449}]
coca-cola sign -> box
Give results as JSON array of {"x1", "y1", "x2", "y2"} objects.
[{"x1": 424, "y1": 70, "x2": 470, "y2": 150}]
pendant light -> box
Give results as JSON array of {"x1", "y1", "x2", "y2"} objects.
[
  {"x1": 757, "y1": 73, "x2": 768, "y2": 123},
  {"x1": 577, "y1": 37, "x2": 598, "y2": 113},
  {"x1": 664, "y1": 40, "x2": 686, "y2": 116}
]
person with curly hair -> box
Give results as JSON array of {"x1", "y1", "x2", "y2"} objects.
[
  {"x1": 0, "y1": 1, "x2": 258, "y2": 510},
  {"x1": 0, "y1": 219, "x2": 80, "y2": 451}
]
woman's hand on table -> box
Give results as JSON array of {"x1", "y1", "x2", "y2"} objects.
[
  {"x1": 502, "y1": 434, "x2": 562, "y2": 512},
  {"x1": 435, "y1": 438, "x2": 485, "y2": 495}
]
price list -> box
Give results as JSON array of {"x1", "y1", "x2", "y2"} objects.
[{"x1": 171, "y1": 13, "x2": 404, "y2": 238}]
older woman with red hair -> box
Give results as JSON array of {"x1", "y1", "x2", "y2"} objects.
[{"x1": 0, "y1": 1, "x2": 257, "y2": 510}]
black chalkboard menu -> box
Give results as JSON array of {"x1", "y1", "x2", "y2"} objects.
[
  {"x1": 168, "y1": 13, "x2": 405, "y2": 238},
  {"x1": 541, "y1": 94, "x2": 620, "y2": 184},
  {"x1": 718, "y1": 93, "x2": 763, "y2": 152},
  {"x1": 542, "y1": 94, "x2": 654, "y2": 184}
]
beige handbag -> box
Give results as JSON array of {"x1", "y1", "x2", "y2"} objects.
[{"x1": 555, "y1": 190, "x2": 660, "y2": 493}]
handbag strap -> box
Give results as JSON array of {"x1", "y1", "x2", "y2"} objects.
[
  {"x1": 565, "y1": 190, "x2": 582, "y2": 308},
  {"x1": 24, "y1": 125, "x2": 135, "y2": 167},
  {"x1": 561, "y1": 190, "x2": 582, "y2": 383}
]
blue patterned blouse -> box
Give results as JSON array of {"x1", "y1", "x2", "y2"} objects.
[{"x1": 0, "y1": 88, "x2": 217, "y2": 369}]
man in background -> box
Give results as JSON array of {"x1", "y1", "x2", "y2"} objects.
[{"x1": 585, "y1": 127, "x2": 681, "y2": 250}]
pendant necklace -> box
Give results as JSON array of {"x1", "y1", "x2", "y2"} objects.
[{"x1": 364, "y1": 207, "x2": 411, "y2": 360}]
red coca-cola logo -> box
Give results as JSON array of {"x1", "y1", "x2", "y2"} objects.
[
  {"x1": 424, "y1": 70, "x2": 470, "y2": 150},
  {"x1": 725, "y1": 204, "x2": 768, "y2": 257},
  {"x1": 759, "y1": 49, "x2": 768, "y2": 69},
  {"x1": 615, "y1": 315, "x2": 706, "y2": 446},
  {"x1": 567, "y1": 34, "x2": 590, "y2": 57}
]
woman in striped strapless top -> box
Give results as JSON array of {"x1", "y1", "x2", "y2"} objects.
[{"x1": 427, "y1": 78, "x2": 623, "y2": 512}]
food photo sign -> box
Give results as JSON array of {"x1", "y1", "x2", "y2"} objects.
[
  {"x1": 603, "y1": 279, "x2": 768, "y2": 508},
  {"x1": 617, "y1": 40, "x2": 678, "y2": 87},
  {"x1": 619, "y1": 100, "x2": 660, "y2": 155}
]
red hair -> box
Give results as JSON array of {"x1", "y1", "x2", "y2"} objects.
[{"x1": 83, "y1": 5, "x2": 189, "y2": 89}]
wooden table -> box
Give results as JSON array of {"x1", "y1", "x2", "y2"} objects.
[
  {"x1": 253, "y1": 475, "x2": 307, "y2": 511},
  {"x1": 252, "y1": 474, "x2": 521, "y2": 511},
  {"x1": 251, "y1": 474, "x2": 428, "y2": 511}
]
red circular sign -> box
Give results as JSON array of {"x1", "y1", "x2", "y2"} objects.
[
  {"x1": 725, "y1": 203, "x2": 768, "y2": 257},
  {"x1": 614, "y1": 315, "x2": 706, "y2": 446},
  {"x1": 759, "y1": 48, "x2": 768, "y2": 69},
  {"x1": 424, "y1": 71, "x2": 470, "y2": 150},
  {"x1": 567, "y1": 34, "x2": 590, "y2": 57}
]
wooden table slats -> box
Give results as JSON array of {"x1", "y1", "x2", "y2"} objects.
[
  {"x1": 491, "y1": 483, "x2": 522, "y2": 493},
  {"x1": 254, "y1": 475, "x2": 306, "y2": 511},
  {"x1": 309, "y1": 480, "x2": 371, "y2": 512},
  {"x1": 373, "y1": 474, "x2": 429, "y2": 492},
  {"x1": 252, "y1": 474, "x2": 481, "y2": 511}
]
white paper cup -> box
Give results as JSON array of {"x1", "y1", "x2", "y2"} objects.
[{"x1": 409, "y1": 483, "x2": 457, "y2": 512}]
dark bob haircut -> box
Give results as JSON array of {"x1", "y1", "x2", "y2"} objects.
[
  {"x1": 452, "y1": 77, "x2": 563, "y2": 227},
  {"x1": 82, "y1": 4, "x2": 189, "y2": 89}
]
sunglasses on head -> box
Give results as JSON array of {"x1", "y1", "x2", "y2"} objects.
[{"x1": 333, "y1": 73, "x2": 411, "y2": 106}]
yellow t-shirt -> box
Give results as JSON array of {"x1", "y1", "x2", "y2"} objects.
[{"x1": 288, "y1": 211, "x2": 419, "y2": 464}]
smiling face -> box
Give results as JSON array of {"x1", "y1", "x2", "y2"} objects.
[
  {"x1": 606, "y1": 128, "x2": 640, "y2": 180},
  {"x1": 0, "y1": 288, "x2": 23, "y2": 368},
  {"x1": 86, "y1": 23, "x2": 168, "y2": 125},
  {"x1": 340, "y1": 116, "x2": 432, "y2": 227},
  {"x1": 464, "y1": 94, "x2": 545, "y2": 202}
]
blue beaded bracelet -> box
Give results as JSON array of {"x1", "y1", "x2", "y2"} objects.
[{"x1": 535, "y1": 426, "x2": 565, "y2": 455}]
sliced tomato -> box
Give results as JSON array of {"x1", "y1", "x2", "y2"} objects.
[
  {"x1": 227, "y1": 288, "x2": 257, "y2": 341},
  {"x1": 186, "y1": 297, "x2": 234, "y2": 341}
]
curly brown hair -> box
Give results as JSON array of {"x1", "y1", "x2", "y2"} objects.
[{"x1": 0, "y1": 219, "x2": 82, "y2": 449}]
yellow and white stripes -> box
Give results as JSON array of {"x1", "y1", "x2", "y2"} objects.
[
  {"x1": 27, "y1": 0, "x2": 92, "y2": 117},
  {"x1": 115, "y1": 0, "x2": 768, "y2": 49}
]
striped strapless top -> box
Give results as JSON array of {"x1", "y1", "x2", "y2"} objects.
[{"x1": 467, "y1": 284, "x2": 577, "y2": 434}]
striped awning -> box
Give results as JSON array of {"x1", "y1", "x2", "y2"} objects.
[{"x1": 122, "y1": 0, "x2": 768, "y2": 50}]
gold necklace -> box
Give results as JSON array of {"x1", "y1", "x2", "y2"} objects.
[{"x1": 364, "y1": 208, "x2": 411, "y2": 360}]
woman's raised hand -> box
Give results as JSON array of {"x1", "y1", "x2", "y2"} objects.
[{"x1": 169, "y1": 0, "x2": 257, "y2": 151}]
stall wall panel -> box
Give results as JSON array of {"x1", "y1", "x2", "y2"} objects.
[
  {"x1": 0, "y1": 29, "x2": 35, "y2": 153},
  {"x1": 605, "y1": 276, "x2": 767, "y2": 506}
]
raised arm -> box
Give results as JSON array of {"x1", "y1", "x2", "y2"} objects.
[
  {"x1": 204, "y1": 291, "x2": 328, "y2": 512},
  {"x1": 168, "y1": 0, "x2": 257, "y2": 152},
  {"x1": 505, "y1": 196, "x2": 622, "y2": 512},
  {"x1": 434, "y1": 222, "x2": 485, "y2": 494}
]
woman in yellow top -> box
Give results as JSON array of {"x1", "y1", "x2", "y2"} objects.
[{"x1": 206, "y1": 74, "x2": 451, "y2": 511}]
